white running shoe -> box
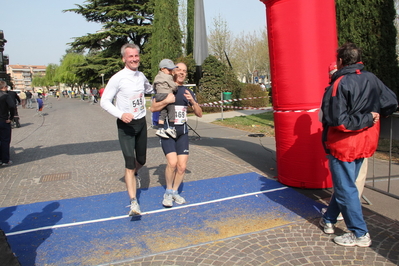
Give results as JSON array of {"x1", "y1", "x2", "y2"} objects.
[
  {"x1": 319, "y1": 217, "x2": 335, "y2": 234},
  {"x1": 162, "y1": 193, "x2": 173, "y2": 207},
  {"x1": 156, "y1": 128, "x2": 169, "y2": 138},
  {"x1": 334, "y1": 232, "x2": 372, "y2": 247},
  {"x1": 173, "y1": 193, "x2": 186, "y2": 204},
  {"x1": 128, "y1": 199, "x2": 141, "y2": 216},
  {"x1": 165, "y1": 128, "x2": 177, "y2": 138}
]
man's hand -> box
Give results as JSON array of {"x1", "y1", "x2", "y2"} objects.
[
  {"x1": 121, "y1": 113, "x2": 134, "y2": 123},
  {"x1": 150, "y1": 93, "x2": 175, "y2": 112},
  {"x1": 371, "y1": 112, "x2": 380, "y2": 124},
  {"x1": 164, "y1": 93, "x2": 176, "y2": 104},
  {"x1": 5, "y1": 119, "x2": 11, "y2": 124},
  {"x1": 183, "y1": 89, "x2": 195, "y2": 104}
]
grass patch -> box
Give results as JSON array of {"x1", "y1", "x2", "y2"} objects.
[{"x1": 212, "y1": 112, "x2": 275, "y2": 137}]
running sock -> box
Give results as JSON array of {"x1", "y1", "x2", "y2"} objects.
[{"x1": 166, "y1": 189, "x2": 174, "y2": 195}]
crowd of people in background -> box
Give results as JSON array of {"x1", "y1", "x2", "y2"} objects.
[{"x1": 0, "y1": 85, "x2": 105, "y2": 167}]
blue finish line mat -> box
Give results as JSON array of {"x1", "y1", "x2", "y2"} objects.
[{"x1": 0, "y1": 173, "x2": 325, "y2": 265}]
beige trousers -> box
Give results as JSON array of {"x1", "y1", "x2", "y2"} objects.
[{"x1": 356, "y1": 157, "x2": 368, "y2": 198}]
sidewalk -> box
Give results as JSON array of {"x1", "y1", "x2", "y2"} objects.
[
  {"x1": 1, "y1": 98, "x2": 398, "y2": 266},
  {"x1": 190, "y1": 108, "x2": 273, "y2": 123}
]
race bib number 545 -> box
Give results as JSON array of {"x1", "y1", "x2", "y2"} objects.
[
  {"x1": 175, "y1": 105, "x2": 187, "y2": 125},
  {"x1": 129, "y1": 93, "x2": 145, "y2": 118}
]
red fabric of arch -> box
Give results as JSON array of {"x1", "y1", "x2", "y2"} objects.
[{"x1": 261, "y1": 0, "x2": 337, "y2": 188}]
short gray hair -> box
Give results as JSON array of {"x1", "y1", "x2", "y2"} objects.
[
  {"x1": 121, "y1": 43, "x2": 140, "y2": 57},
  {"x1": 0, "y1": 80, "x2": 7, "y2": 89}
]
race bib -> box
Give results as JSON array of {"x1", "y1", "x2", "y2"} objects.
[
  {"x1": 175, "y1": 105, "x2": 187, "y2": 125},
  {"x1": 129, "y1": 93, "x2": 145, "y2": 118}
]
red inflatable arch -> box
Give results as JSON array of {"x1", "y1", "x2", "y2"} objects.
[{"x1": 260, "y1": 0, "x2": 337, "y2": 188}]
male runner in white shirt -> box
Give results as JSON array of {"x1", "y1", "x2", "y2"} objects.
[{"x1": 101, "y1": 43, "x2": 153, "y2": 216}]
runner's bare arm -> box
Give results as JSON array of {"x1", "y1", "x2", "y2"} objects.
[
  {"x1": 184, "y1": 90, "x2": 202, "y2": 118},
  {"x1": 150, "y1": 93, "x2": 175, "y2": 112}
]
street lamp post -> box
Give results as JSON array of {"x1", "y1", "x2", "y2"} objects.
[{"x1": 100, "y1": 73, "x2": 105, "y2": 87}]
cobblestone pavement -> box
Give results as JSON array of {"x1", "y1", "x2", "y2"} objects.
[{"x1": 1, "y1": 97, "x2": 399, "y2": 266}]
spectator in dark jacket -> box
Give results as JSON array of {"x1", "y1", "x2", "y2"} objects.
[
  {"x1": 320, "y1": 43, "x2": 398, "y2": 247},
  {"x1": 0, "y1": 81, "x2": 16, "y2": 166},
  {"x1": 7, "y1": 89, "x2": 21, "y2": 128}
]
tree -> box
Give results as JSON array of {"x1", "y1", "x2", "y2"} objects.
[
  {"x1": 186, "y1": 0, "x2": 194, "y2": 56},
  {"x1": 200, "y1": 55, "x2": 242, "y2": 104},
  {"x1": 75, "y1": 52, "x2": 124, "y2": 89},
  {"x1": 31, "y1": 75, "x2": 47, "y2": 88},
  {"x1": 64, "y1": 0, "x2": 154, "y2": 80},
  {"x1": 151, "y1": 0, "x2": 182, "y2": 78},
  {"x1": 55, "y1": 53, "x2": 86, "y2": 90},
  {"x1": 32, "y1": 64, "x2": 59, "y2": 91},
  {"x1": 395, "y1": 0, "x2": 399, "y2": 54},
  {"x1": 336, "y1": 0, "x2": 399, "y2": 96},
  {"x1": 231, "y1": 30, "x2": 269, "y2": 83},
  {"x1": 44, "y1": 64, "x2": 59, "y2": 90},
  {"x1": 207, "y1": 14, "x2": 233, "y2": 66},
  {"x1": 64, "y1": 0, "x2": 154, "y2": 53}
]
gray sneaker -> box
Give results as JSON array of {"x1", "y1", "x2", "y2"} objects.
[
  {"x1": 334, "y1": 232, "x2": 372, "y2": 247},
  {"x1": 319, "y1": 217, "x2": 335, "y2": 234},
  {"x1": 162, "y1": 193, "x2": 173, "y2": 207},
  {"x1": 156, "y1": 128, "x2": 169, "y2": 139},
  {"x1": 173, "y1": 193, "x2": 186, "y2": 204},
  {"x1": 128, "y1": 199, "x2": 141, "y2": 216},
  {"x1": 165, "y1": 128, "x2": 177, "y2": 138}
]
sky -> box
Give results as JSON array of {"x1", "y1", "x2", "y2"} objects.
[{"x1": 0, "y1": 0, "x2": 266, "y2": 66}]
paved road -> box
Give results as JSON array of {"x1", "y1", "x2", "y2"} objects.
[{"x1": 1, "y1": 97, "x2": 398, "y2": 266}]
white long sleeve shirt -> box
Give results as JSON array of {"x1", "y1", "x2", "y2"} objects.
[{"x1": 100, "y1": 67, "x2": 153, "y2": 120}]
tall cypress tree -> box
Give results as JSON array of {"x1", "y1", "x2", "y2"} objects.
[
  {"x1": 186, "y1": 0, "x2": 195, "y2": 56},
  {"x1": 151, "y1": 0, "x2": 183, "y2": 78},
  {"x1": 336, "y1": 0, "x2": 399, "y2": 96}
]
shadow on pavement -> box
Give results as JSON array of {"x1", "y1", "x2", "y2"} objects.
[
  {"x1": 191, "y1": 136, "x2": 277, "y2": 178},
  {"x1": 7, "y1": 202, "x2": 62, "y2": 265},
  {"x1": 11, "y1": 140, "x2": 121, "y2": 165}
]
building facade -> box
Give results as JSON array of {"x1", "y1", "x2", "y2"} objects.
[{"x1": 7, "y1": 65, "x2": 46, "y2": 90}]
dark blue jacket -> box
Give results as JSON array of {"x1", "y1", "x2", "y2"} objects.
[
  {"x1": 321, "y1": 63, "x2": 398, "y2": 161},
  {"x1": 0, "y1": 91, "x2": 16, "y2": 122}
]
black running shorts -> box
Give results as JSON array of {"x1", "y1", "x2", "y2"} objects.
[{"x1": 117, "y1": 117, "x2": 147, "y2": 169}]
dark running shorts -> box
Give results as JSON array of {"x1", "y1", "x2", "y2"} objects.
[
  {"x1": 117, "y1": 117, "x2": 147, "y2": 169},
  {"x1": 160, "y1": 124, "x2": 189, "y2": 155}
]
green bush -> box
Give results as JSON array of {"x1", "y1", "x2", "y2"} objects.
[
  {"x1": 197, "y1": 55, "x2": 243, "y2": 113},
  {"x1": 239, "y1": 83, "x2": 269, "y2": 108}
]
